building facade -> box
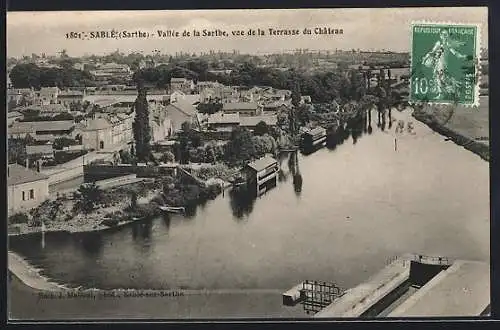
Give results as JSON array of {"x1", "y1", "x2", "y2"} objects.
[
  {"x1": 165, "y1": 100, "x2": 198, "y2": 132},
  {"x1": 170, "y1": 77, "x2": 195, "y2": 93},
  {"x1": 8, "y1": 164, "x2": 50, "y2": 214},
  {"x1": 35, "y1": 87, "x2": 60, "y2": 105},
  {"x1": 222, "y1": 102, "x2": 260, "y2": 116}
]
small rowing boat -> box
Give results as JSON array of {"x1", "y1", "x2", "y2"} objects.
[{"x1": 159, "y1": 206, "x2": 186, "y2": 214}]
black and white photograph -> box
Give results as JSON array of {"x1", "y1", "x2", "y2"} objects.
[{"x1": 6, "y1": 7, "x2": 490, "y2": 320}]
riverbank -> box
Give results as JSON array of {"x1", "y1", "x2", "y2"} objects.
[
  {"x1": 9, "y1": 169, "x2": 228, "y2": 237},
  {"x1": 412, "y1": 110, "x2": 489, "y2": 162},
  {"x1": 8, "y1": 251, "x2": 67, "y2": 292},
  {"x1": 8, "y1": 187, "x2": 161, "y2": 236},
  {"x1": 8, "y1": 272, "x2": 302, "y2": 319},
  {"x1": 8, "y1": 251, "x2": 304, "y2": 320}
]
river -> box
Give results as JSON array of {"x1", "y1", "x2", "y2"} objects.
[{"x1": 8, "y1": 108, "x2": 490, "y2": 318}]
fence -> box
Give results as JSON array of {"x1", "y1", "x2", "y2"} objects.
[{"x1": 301, "y1": 280, "x2": 344, "y2": 315}]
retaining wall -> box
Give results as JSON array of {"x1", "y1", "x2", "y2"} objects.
[{"x1": 84, "y1": 164, "x2": 177, "y2": 181}]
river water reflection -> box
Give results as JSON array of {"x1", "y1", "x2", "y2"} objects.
[{"x1": 9, "y1": 109, "x2": 490, "y2": 293}]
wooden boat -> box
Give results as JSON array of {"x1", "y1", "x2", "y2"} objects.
[{"x1": 159, "y1": 206, "x2": 185, "y2": 214}]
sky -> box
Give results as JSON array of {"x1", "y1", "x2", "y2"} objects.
[{"x1": 7, "y1": 7, "x2": 488, "y2": 58}]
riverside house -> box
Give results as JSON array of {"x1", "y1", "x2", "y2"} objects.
[
  {"x1": 8, "y1": 163, "x2": 49, "y2": 214},
  {"x1": 242, "y1": 155, "x2": 279, "y2": 195}
]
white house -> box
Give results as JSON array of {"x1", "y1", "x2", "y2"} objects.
[
  {"x1": 8, "y1": 164, "x2": 50, "y2": 214},
  {"x1": 81, "y1": 118, "x2": 113, "y2": 151}
]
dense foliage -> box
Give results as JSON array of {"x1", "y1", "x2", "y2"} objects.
[
  {"x1": 132, "y1": 83, "x2": 152, "y2": 162},
  {"x1": 73, "y1": 182, "x2": 104, "y2": 214},
  {"x1": 9, "y1": 63, "x2": 95, "y2": 89}
]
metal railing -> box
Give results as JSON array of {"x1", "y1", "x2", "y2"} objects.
[{"x1": 301, "y1": 280, "x2": 344, "y2": 315}]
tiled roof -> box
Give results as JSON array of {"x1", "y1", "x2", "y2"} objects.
[
  {"x1": 39, "y1": 87, "x2": 60, "y2": 94},
  {"x1": 8, "y1": 111, "x2": 23, "y2": 118},
  {"x1": 223, "y1": 102, "x2": 258, "y2": 111},
  {"x1": 208, "y1": 113, "x2": 240, "y2": 125},
  {"x1": 246, "y1": 156, "x2": 278, "y2": 172},
  {"x1": 9, "y1": 123, "x2": 36, "y2": 135},
  {"x1": 240, "y1": 115, "x2": 278, "y2": 127},
  {"x1": 84, "y1": 118, "x2": 112, "y2": 130},
  {"x1": 26, "y1": 144, "x2": 54, "y2": 155},
  {"x1": 7, "y1": 163, "x2": 49, "y2": 186},
  {"x1": 305, "y1": 126, "x2": 326, "y2": 136},
  {"x1": 263, "y1": 101, "x2": 290, "y2": 109},
  {"x1": 11, "y1": 120, "x2": 75, "y2": 132},
  {"x1": 171, "y1": 77, "x2": 188, "y2": 83},
  {"x1": 182, "y1": 94, "x2": 201, "y2": 105},
  {"x1": 59, "y1": 91, "x2": 84, "y2": 96},
  {"x1": 167, "y1": 100, "x2": 197, "y2": 116},
  {"x1": 84, "y1": 94, "x2": 167, "y2": 105}
]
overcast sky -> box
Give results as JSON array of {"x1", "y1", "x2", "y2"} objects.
[{"x1": 7, "y1": 7, "x2": 488, "y2": 58}]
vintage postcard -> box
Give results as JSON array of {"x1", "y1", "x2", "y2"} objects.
[{"x1": 6, "y1": 7, "x2": 489, "y2": 320}]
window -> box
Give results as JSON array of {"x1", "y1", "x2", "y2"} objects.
[
  {"x1": 30, "y1": 189, "x2": 35, "y2": 200},
  {"x1": 22, "y1": 191, "x2": 26, "y2": 201}
]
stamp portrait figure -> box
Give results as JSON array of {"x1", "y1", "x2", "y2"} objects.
[
  {"x1": 421, "y1": 28, "x2": 467, "y2": 100},
  {"x1": 411, "y1": 23, "x2": 478, "y2": 105}
]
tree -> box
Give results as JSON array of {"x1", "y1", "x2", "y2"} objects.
[
  {"x1": 129, "y1": 191, "x2": 138, "y2": 210},
  {"x1": 119, "y1": 150, "x2": 134, "y2": 164},
  {"x1": 254, "y1": 121, "x2": 269, "y2": 136},
  {"x1": 53, "y1": 137, "x2": 76, "y2": 150},
  {"x1": 9, "y1": 64, "x2": 41, "y2": 89},
  {"x1": 74, "y1": 182, "x2": 104, "y2": 214},
  {"x1": 225, "y1": 127, "x2": 256, "y2": 165},
  {"x1": 132, "y1": 82, "x2": 152, "y2": 162},
  {"x1": 291, "y1": 80, "x2": 302, "y2": 108}
]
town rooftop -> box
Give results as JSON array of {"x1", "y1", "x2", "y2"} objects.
[{"x1": 7, "y1": 163, "x2": 49, "y2": 186}]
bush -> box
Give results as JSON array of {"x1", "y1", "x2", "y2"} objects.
[
  {"x1": 54, "y1": 150, "x2": 87, "y2": 164},
  {"x1": 73, "y1": 182, "x2": 104, "y2": 213},
  {"x1": 9, "y1": 212, "x2": 29, "y2": 224},
  {"x1": 188, "y1": 147, "x2": 206, "y2": 163},
  {"x1": 160, "y1": 151, "x2": 175, "y2": 163},
  {"x1": 53, "y1": 137, "x2": 78, "y2": 150}
]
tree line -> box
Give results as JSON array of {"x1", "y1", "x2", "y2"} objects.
[{"x1": 9, "y1": 63, "x2": 95, "y2": 89}]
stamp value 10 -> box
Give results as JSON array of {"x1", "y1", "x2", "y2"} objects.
[{"x1": 410, "y1": 22, "x2": 480, "y2": 106}]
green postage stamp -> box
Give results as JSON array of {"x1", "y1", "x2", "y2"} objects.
[{"x1": 410, "y1": 22, "x2": 480, "y2": 106}]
